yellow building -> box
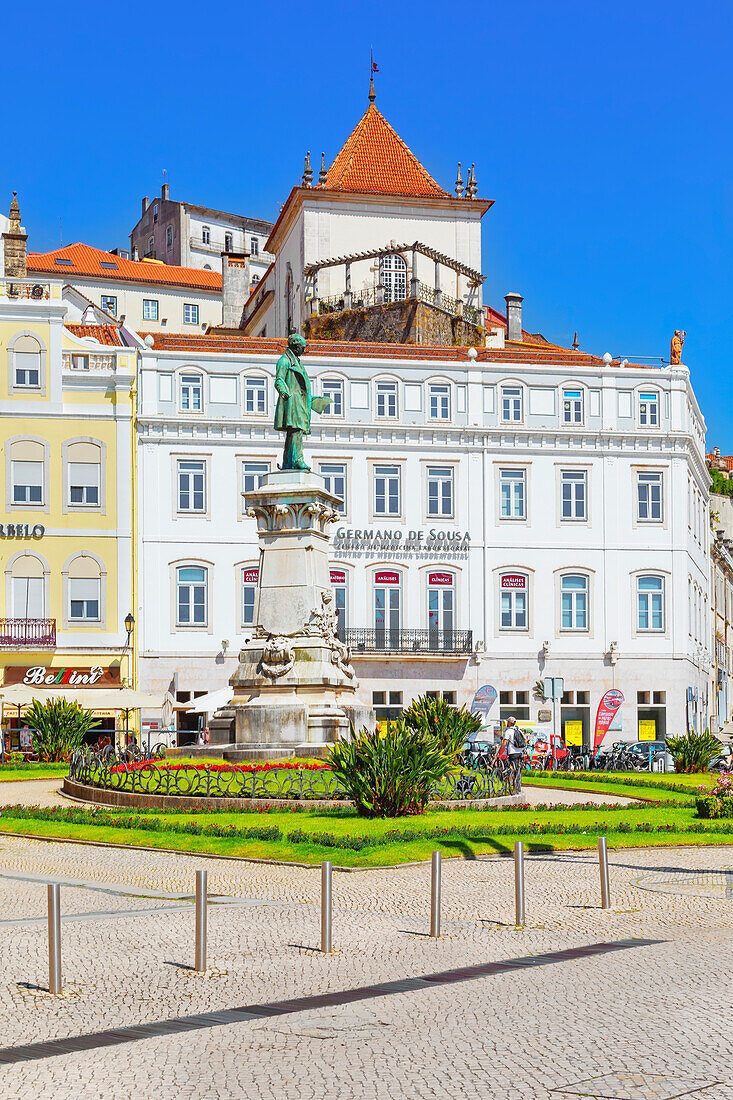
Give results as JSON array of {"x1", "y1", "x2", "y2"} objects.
[{"x1": 0, "y1": 195, "x2": 140, "y2": 749}]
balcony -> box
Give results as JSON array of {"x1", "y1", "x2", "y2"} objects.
[
  {"x1": 343, "y1": 628, "x2": 473, "y2": 656},
  {"x1": 0, "y1": 618, "x2": 57, "y2": 648}
]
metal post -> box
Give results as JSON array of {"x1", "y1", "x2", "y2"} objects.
[
  {"x1": 598, "y1": 836, "x2": 611, "y2": 910},
  {"x1": 321, "y1": 861, "x2": 332, "y2": 953},
  {"x1": 430, "y1": 850, "x2": 441, "y2": 938},
  {"x1": 195, "y1": 869, "x2": 208, "y2": 971},
  {"x1": 514, "y1": 841, "x2": 525, "y2": 927},
  {"x1": 47, "y1": 883, "x2": 61, "y2": 994}
]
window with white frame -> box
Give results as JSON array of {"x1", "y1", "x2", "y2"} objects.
[
  {"x1": 379, "y1": 254, "x2": 407, "y2": 302},
  {"x1": 428, "y1": 573, "x2": 454, "y2": 636},
  {"x1": 500, "y1": 574, "x2": 528, "y2": 629},
  {"x1": 69, "y1": 576, "x2": 100, "y2": 621},
  {"x1": 14, "y1": 337, "x2": 41, "y2": 388},
  {"x1": 374, "y1": 464, "x2": 400, "y2": 516},
  {"x1": 428, "y1": 383, "x2": 451, "y2": 421},
  {"x1": 101, "y1": 295, "x2": 117, "y2": 316},
  {"x1": 180, "y1": 373, "x2": 203, "y2": 411},
  {"x1": 501, "y1": 385, "x2": 523, "y2": 422},
  {"x1": 177, "y1": 460, "x2": 206, "y2": 512},
  {"x1": 250, "y1": 237, "x2": 259, "y2": 255},
  {"x1": 184, "y1": 303, "x2": 199, "y2": 325},
  {"x1": 11, "y1": 561, "x2": 45, "y2": 618},
  {"x1": 499, "y1": 468, "x2": 526, "y2": 519},
  {"x1": 143, "y1": 299, "x2": 159, "y2": 321},
  {"x1": 376, "y1": 380, "x2": 398, "y2": 419},
  {"x1": 637, "y1": 575, "x2": 664, "y2": 632},
  {"x1": 321, "y1": 379, "x2": 344, "y2": 416},
  {"x1": 561, "y1": 574, "x2": 588, "y2": 630},
  {"x1": 242, "y1": 462, "x2": 270, "y2": 494},
  {"x1": 561, "y1": 469, "x2": 587, "y2": 520},
  {"x1": 69, "y1": 461, "x2": 100, "y2": 506},
  {"x1": 176, "y1": 566, "x2": 207, "y2": 625},
  {"x1": 637, "y1": 471, "x2": 663, "y2": 522},
  {"x1": 243, "y1": 377, "x2": 267, "y2": 414},
  {"x1": 241, "y1": 568, "x2": 258, "y2": 627},
  {"x1": 12, "y1": 460, "x2": 43, "y2": 505},
  {"x1": 202, "y1": 226, "x2": 211, "y2": 245},
  {"x1": 639, "y1": 392, "x2": 659, "y2": 427},
  {"x1": 427, "y1": 466, "x2": 454, "y2": 517},
  {"x1": 562, "y1": 389, "x2": 584, "y2": 424},
  {"x1": 319, "y1": 463, "x2": 347, "y2": 513}
]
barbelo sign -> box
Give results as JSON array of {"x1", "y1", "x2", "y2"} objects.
[
  {"x1": 5, "y1": 665, "x2": 121, "y2": 687},
  {"x1": 0, "y1": 523, "x2": 45, "y2": 539}
]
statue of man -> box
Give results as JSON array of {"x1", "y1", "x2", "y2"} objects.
[
  {"x1": 274, "y1": 334, "x2": 330, "y2": 471},
  {"x1": 670, "y1": 330, "x2": 686, "y2": 365}
]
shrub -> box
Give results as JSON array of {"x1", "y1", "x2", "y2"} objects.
[
  {"x1": 327, "y1": 719, "x2": 458, "y2": 817},
  {"x1": 696, "y1": 772, "x2": 733, "y2": 818},
  {"x1": 24, "y1": 698, "x2": 99, "y2": 762},
  {"x1": 666, "y1": 730, "x2": 721, "y2": 774},
  {"x1": 401, "y1": 695, "x2": 482, "y2": 758}
]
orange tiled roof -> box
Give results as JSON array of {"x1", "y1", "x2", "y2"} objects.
[
  {"x1": 323, "y1": 105, "x2": 451, "y2": 199},
  {"x1": 65, "y1": 323, "x2": 125, "y2": 346},
  {"x1": 707, "y1": 453, "x2": 733, "y2": 471},
  {"x1": 28, "y1": 243, "x2": 222, "y2": 292}
]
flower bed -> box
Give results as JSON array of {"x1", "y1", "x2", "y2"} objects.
[{"x1": 696, "y1": 773, "x2": 733, "y2": 819}]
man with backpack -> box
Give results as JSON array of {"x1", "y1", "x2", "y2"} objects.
[{"x1": 500, "y1": 716, "x2": 526, "y2": 791}]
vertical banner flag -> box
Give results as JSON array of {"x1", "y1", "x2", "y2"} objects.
[
  {"x1": 470, "y1": 685, "x2": 497, "y2": 724},
  {"x1": 593, "y1": 689, "x2": 624, "y2": 750}
]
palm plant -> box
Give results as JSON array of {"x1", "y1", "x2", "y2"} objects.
[
  {"x1": 401, "y1": 694, "x2": 482, "y2": 758},
  {"x1": 666, "y1": 729, "x2": 721, "y2": 774},
  {"x1": 24, "y1": 698, "x2": 99, "y2": 763}
]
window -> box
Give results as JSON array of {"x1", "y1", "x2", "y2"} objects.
[
  {"x1": 153, "y1": 203, "x2": 159, "y2": 222},
  {"x1": 10, "y1": 334, "x2": 44, "y2": 393},
  {"x1": 379, "y1": 254, "x2": 407, "y2": 302},
  {"x1": 71, "y1": 355, "x2": 89, "y2": 371},
  {"x1": 202, "y1": 226, "x2": 211, "y2": 245},
  {"x1": 12, "y1": 460, "x2": 43, "y2": 505},
  {"x1": 11, "y1": 556, "x2": 45, "y2": 618},
  {"x1": 322, "y1": 379, "x2": 344, "y2": 416},
  {"x1": 177, "y1": 566, "x2": 207, "y2": 625},
  {"x1": 184, "y1": 304, "x2": 199, "y2": 325},
  {"x1": 241, "y1": 569, "x2": 257, "y2": 627},
  {"x1": 637, "y1": 472, "x2": 663, "y2": 522},
  {"x1": 639, "y1": 392, "x2": 659, "y2": 427},
  {"x1": 428, "y1": 574, "x2": 454, "y2": 638},
  {"x1": 101, "y1": 295, "x2": 117, "y2": 316},
  {"x1": 428, "y1": 383, "x2": 451, "y2": 420},
  {"x1": 250, "y1": 237, "x2": 259, "y2": 255},
  {"x1": 374, "y1": 572, "x2": 401, "y2": 641},
  {"x1": 242, "y1": 462, "x2": 270, "y2": 493},
  {"x1": 244, "y1": 377, "x2": 267, "y2": 414},
  {"x1": 166, "y1": 226, "x2": 172, "y2": 248},
  {"x1": 427, "y1": 466, "x2": 454, "y2": 517},
  {"x1": 501, "y1": 385, "x2": 523, "y2": 422},
  {"x1": 561, "y1": 575, "x2": 588, "y2": 631},
  {"x1": 69, "y1": 462, "x2": 100, "y2": 506},
  {"x1": 500, "y1": 574, "x2": 528, "y2": 630},
  {"x1": 177, "y1": 460, "x2": 206, "y2": 512},
  {"x1": 180, "y1": 373, "x2": 203, "y2": 411},
  {"x1": 561, "y1": 470, "x2": 587, "y2": 520},
  {"x1": 147, "y1": 236, "x2": 154, "y2": 255},
  {"x1": 374, "y1": 465, "x2": 400, "y2": 516},
  {"x1": 69, "y1": 577, "x2": 100, "y2": 621},
  {"x1": 143, "y1": 299, "x2": 159, "y2": 321},
  {"x1": 332, "y1": 577, "x2": 347, "y2": 637},
  {"x1": 562, "y1": 389, "x2": 584, "y2": 424},
  {"x1": 499, "y1": 468, "x2": 526, "y2": 519},
  {"x1": 637, "y1": 576, "x2": 664, "y2": 632},
  {"x1": 376, "y1": 380, "x2": 398, "y2": 419},
  {"x1": 319, "y1": 463, "x2": 347, "y2": 513},
  {"x1": 225, "y1": 232, "x2": 233, "y2": 252}
]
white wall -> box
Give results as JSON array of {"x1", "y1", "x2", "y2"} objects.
[{"x1": 63, "y1": 275, "x2": 221, "y2": 333}]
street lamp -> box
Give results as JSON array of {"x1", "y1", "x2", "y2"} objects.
[{"x1": 124, "y1": 612, "x2": 135, "y2": 646}]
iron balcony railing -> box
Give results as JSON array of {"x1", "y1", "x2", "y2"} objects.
[
  {"x1": 0, "y1": 618, "x2": 57, "y2": 647},
  {"x1": 343, "y1": 628, "x2": 473, "y2": 655}
]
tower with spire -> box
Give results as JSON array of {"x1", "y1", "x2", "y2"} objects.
[{"x1": 2, "y1": 193, "x2": 28, "y2": 278}]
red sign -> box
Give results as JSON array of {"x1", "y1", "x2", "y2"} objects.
[
  {"x1": 242, "y1": 568, "x2": 258, "y2": 584},
  {"x1": 428, "y1": 572, "x2": 453, "y2": 587},
  {"x1": 593, "y1": 689, "x2": 624, "y2": 751},
  {"x1": 5, "y1": 665, "x2": 121, "y2": 687},
  {"x1": 330, "y1": 570, "x2": 346, "y2": 585},
  {"x1": 374, "y1": 571, "x2": 400, "y2": 585},
  {"x1": 501, "y1": 574, "x2": 526, "y2": 589}
]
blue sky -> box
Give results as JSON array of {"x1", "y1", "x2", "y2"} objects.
[{"x1": 5, "y1": 0, "x2": 731, "y2": 444}]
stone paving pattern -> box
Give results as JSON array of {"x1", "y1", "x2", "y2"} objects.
[{"x1": 0, "y1": 835, "x2": 731, "y2": 1099}]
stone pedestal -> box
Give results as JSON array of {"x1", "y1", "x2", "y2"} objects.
[{"x1": 208, "y1": 471, "x2": 373, "y2": 760}]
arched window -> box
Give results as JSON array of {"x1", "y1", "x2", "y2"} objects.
[
  {"x1": 427, "y1": 571, "x2": 455, "y2": 641},
  {"x1": 179, "y1": 371, "x2": 203, "y2": 412},
  {"x1": 177, "y1": 565, "x2": 207, "y2": 625},
  {"x1": 8, "y1": 439, "x2": 46, "y2": 508},
  {"x1": 240, "y1": 565, "x2": 258, "y2": 629},
  {"x1": 66, "y1": 554, "x2": 103, "y2": 624},
  {"x1": 499, "y1": 572, "x2": 528, "y2": 631},
  {"x1": 373, "y1": 569, "x2": 402, "y2": 647},
  {"x1": 201, "y1": 225, "x2": 211, "y2": 245},
  {"x1": 10, "y1": 554, "x2": 46, "y2": 618},
  {"x1": 65, "y1": 441, "x2": 102, "y2": 508},
  {"x1": 637, "y1": 575, "x2": 665, "y2": 632},
  {"x1": 379, "y1": 254, "x2": 407, "y2": 303},
  {"x1": 561, "y1": 574, "x2": 588, "y2": 631},
  {"x1": 8, "y1": 332, "x2": 46, "y2": 395}
]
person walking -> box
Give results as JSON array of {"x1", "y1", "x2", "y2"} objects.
[{"x1": 499, "y1": 716, "x2": 525, "y2": 791}]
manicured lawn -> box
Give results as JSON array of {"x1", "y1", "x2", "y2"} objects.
[
  {"x1": 0, "y1": 763, "x2": 69, "y2": 782},
  {"x1": 524, "y1": 772, "x2": 714, "y2": 802}
]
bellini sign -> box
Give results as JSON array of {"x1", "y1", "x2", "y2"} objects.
[{"x1": 5, "y1": 665, "x2": 121, "y2": 687}]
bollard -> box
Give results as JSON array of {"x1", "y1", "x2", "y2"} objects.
[
  {"x1": 194, "y1": 869, "x2": 208, "y2": 972},
  {"x1": 430, "y1": 850, "x2": 442, "y2": 938},
  {"x1": 598, "y1": 836, "x2": 611, "y2": 910},
  {"x1": 321, "y1": 860, "x2": 332, "y2": 953},
  {"x1": 514, "y1": 841, "x2": 525, "y2": 927},
  {"x1": 47, "y1": 883, "x2": 62, "y2": 994}
]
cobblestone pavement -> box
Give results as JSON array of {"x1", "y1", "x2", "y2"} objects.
[{"x1": 0, "y1": 837, "x2": 731, "y2": 1099}]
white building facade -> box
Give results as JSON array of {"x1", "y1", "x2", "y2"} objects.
[{"x1": 136, "y1": 334, "x2": 710, "y2": 747}]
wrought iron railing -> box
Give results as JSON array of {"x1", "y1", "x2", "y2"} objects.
[
  {"x1": 0, "y1": 618, "x2": 56, "y2": 647},
  {"x1": 343, "y1": 628, "x2": 473, "y2": 655},
  {"x1": 313, "y1": 284, "x2": 481, "y2": 326}
]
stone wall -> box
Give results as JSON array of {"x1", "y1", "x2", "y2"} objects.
[{"x1": 303, "y1": 300, "x2": 482, "y2": 346}]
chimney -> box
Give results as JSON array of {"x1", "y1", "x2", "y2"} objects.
[
  {"x1": 504, "y1": 292, "x2": 523, "y2": 343},
  {"x1": 221, "y1": 252, "x2": 251, "y2": 329},
  {"x1": 161, "y1": 183, "x2": 169, "y2": 201},
  {"x1": 3, "y1": 192, "x2": 28, "y2": 278},
  {"x1": 142, "y1": 196, "x2": 149, "y2": 214}
]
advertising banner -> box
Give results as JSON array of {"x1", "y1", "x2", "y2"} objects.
[
  {"x1": 593, "y1": 689, "x2": 624, "y2": 750},
  {"x1": 500, "y1": 574, "x2": 526, "y2": 589},
  {"x1": 470, "y1": 685, "x2": 498, "y2": 721},
  {"x1": 564, "y1": 720, "x2": 583, "y2": 746},
  {"x1": 638, "y1": 719, "x2": 656, "y2": 741},
  {"x1": 427, "y1": 572, "x2": 453, "y2": 587},
  {"x1": 374, "y1": 571, "x2": 400, "y2": 585},
  {"x1": 329, "y1": 570, "x2": 346, "y2": 585},
  {"x1": 242, "y1": 568, "x2": 259, "y2": 584}
]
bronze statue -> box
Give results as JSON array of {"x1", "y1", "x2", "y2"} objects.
[
  {"x1": 274, "y1": 334, "x2": 330, "y2": 471},
  {"x1": 670, "y1": 330, "x2": 686, "y2": 365}
]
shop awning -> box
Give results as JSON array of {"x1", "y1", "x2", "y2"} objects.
[
  {"x1": 186, "y1": 688, "x2": 233, "y2": 714},
  {"x1": 0, "y1": 686, "x2": 165, "y2": 710}
]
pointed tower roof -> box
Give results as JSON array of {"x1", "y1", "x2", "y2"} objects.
[{"x1": 323, "y1": 104, "x2": 451, "y2": 199}]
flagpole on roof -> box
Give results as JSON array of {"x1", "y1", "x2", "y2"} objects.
[{"x1": 369, "y1": 48, "x2": 378, "y2": 104}]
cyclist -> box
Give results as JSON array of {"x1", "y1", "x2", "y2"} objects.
[{"x1": 498, "y1": 716, "x2": 525, "y2": 791}]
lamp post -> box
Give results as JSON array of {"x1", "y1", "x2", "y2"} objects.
[{"x1": 123, "y1": 613, "x2": 135, "y2": 750}]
